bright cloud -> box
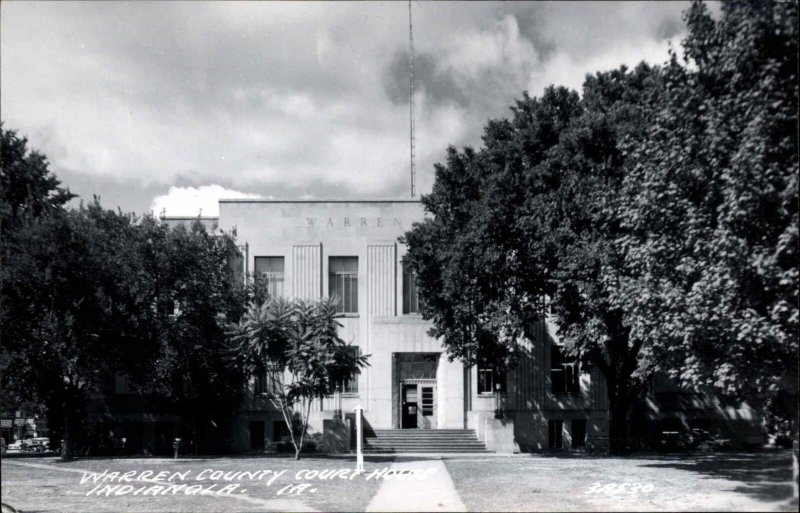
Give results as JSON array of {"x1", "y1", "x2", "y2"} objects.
[{"x1": 150, "y1": 185, "x2": 263, "y2": 217}]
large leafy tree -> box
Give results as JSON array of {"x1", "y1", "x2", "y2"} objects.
[
  {"x1": 617, "y1": 0, "x2": 798, "y2": 488},
  {"x1": 1, "y1": 199, "x2": 160, "y2": 459},
  {"x1": 537, "y1": 64, "x2": 664, "y2": 452},
  {"x1": 2, "y1": 126, "x2": 246, "y2": 457},
  {"x1": 1, "y1": 126, "x2": 75, "y2": 425},
  {"x1": 403, "y1": 67, "x2": 663, "y2": 453},
  {"x1": 227, "y1": 297, "x2": 369, "y2": 460},
  {"x1": 137, "y1": 218, "x2": 247, "y2": 454}
]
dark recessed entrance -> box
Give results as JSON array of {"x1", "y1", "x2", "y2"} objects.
[{"x1": 392, "y1": 353, "x2": 439, "y2": 429}]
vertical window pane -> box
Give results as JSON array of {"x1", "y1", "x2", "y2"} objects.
[
  {"x1": 571, "y1": 419, "x2": 586, "y2": 448},
  {"x1": 255, "y1": 256, "x2": 285, "y2": 299},
  {"x1": 403, "y1": 264, "x2": 419, "y2": 314},
  {"x1": 342, "y1": 348, "x2": 359, "y2": 394},
  {"x1": 549, "y1": 420, "x2": 563, "y2": 449},
  {"x1": 329, "y1": 257, "x2": 358, "y2": 313}
]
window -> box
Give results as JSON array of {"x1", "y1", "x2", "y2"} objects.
[
  {"x1": 341, "y1": 347, "x2": 359, "y2": 395},
  {"x1": 420, "y1": 386, "x2": 434, "y2": 416},
  {"x1": 551, "y1": 345, "x2": 580, "y2": 395},
  {"x1": 549, "y1": 419, "x2": 564, "y2": 449},
  {"x1": 477, "y1": 368, "x2": 507, "y2": 394},
  {"x1": 571, "y1": 419, "x2": 587, "y2": 448},
  {"x1": 253, "y1": 369, "x2": 267, "y2": 395},
  {"x1": 254, "y1": 367, "x2": 282, "y2": 395},
  {"x1": 254, "y1": 256, "x2": 285, "y2": 298},
  {"x1": 402, "y1": 264, "x2": 419, "y2": 314},
  {"x1": 329, "y1": 257, "x2": 358, "y2": 314}
]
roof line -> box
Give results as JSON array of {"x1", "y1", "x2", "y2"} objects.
[{"x1": 219, "y1": 199, "x2": 423, "y2": 204}]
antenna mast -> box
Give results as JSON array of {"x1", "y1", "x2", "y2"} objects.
[{"x1": 408, "y1": 0, "x2": 416, "y2": 198}]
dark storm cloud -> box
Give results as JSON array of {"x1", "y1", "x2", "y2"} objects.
[{"x1": 384, "y1": 50, "x2": 471, "y2": 108}]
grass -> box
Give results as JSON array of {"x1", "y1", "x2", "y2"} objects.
[
  {"x1": 1, "y1": 454, "x2": 385, "y2": 512},
  {"x1": 443, "y1": 450, "x2": 798, "y2": 512},
  {"x1": 2, "y1": 450, "x2": 798, "y2": 512}
]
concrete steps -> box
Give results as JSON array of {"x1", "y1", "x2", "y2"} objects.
[{"x1": 363, "y1": 429, "x2": 491, "y2": 453}]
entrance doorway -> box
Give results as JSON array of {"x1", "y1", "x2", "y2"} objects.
[
  {"x1": 393, "y1": 353, "x2": 439, "y2": 429},
  {"x1": 400, "y1": 381, "x2": 437, "y2": 429},
  {"x1": 401, "y1": 384, "x2": 418, "y2": 429}
]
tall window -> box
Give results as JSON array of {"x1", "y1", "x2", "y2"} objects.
[
  {"x1": 477, "y1": 368, "x2": 507, "y2": 394},
  {"x1": 254, "y1": 367, "x2": 282, "y2": 396},
  {"x1": 551, "y1": 345, "x2": 580, "y2": 395},
  {"x1": 341, "y1": 347, "x2": 359, "y2": 395},
  {"x1": 403, "y1": 264, "x2": 419, "y2": 314},
  {"x1": 254, "y1": 256, "x2": 285, "y2": 298},
  {"x1": 329, "y1": 256, "x2": 358, "y2": 314},
  {"x1": 548, "y1": 419, "x2": 564, "y2": 449},
  {"x1": 571, "y1": 419, "x2": 587, "y2": 448}
]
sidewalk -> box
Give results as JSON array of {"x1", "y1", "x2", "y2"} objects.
[{"x1": 365, "y1": 459, "x2": 466, "y2": 512}]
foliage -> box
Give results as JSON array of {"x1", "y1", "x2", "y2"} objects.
[
  {"x1": 137, "y1": 218, "x2": 247, "y2": 452},
  {"x1": 403, "y1": 67, "x2": 663, "y2": 452},
  {"x1": 227, "y1": 297, "x2": 369, "y2": 459},
  {"x1": 616, "y1": 0, "x2": 798, "y2": 404},
  {"x1": 2, "y1": 126, "x2": 247, "y2": 456},
  {"x1": 0, "y1": 125, "x2": 74, "y2": 236}
]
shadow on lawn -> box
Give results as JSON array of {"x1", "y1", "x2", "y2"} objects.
[{"x1": 639, "y1": 450, "x2": 796, "y2": 503}]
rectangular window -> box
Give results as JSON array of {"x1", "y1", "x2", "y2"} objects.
[
  {"x1": 341, "y1": 347, "x2": 359, "y2": 395},
  {"x1": 254, "y1": 367, "x2": 283, "y2": 395},
  {"x1": 254, "y1": 256, "x2": 285, "y2": 299},
  {"x1": 548, "y1": 419, "x2": 564, "y2": 449},
  {"x1": 551, "y1": 345, "x2": 580, "y2": 395},
  {"x1": 477, "y1": 368, "x2": 507, "y2": 394},
  {"x1": 253, "y1": 369, "x2": 267, "y2": 395},
  {"x1": 421, "y1": 386, "x2": 434, "y2": 416},
  {"x1": 571, "y1": 419, "x2": 587, "y2": 448},
  {"x1": 329, "y1": 256, "x2": 358, "y2": 314},
  {"x1": 403, "y1": 264, "x2": 419, "y2": 314}
]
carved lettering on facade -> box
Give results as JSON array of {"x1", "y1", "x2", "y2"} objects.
[{"x1": 302, "y1": 217, "x2": 403, "y2": 228}]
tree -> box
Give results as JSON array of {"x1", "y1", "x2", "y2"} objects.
[
  {"x1": 0, "y1": 125, "x2": 74, "y2": 236},
  {"x1": 227, "y1": 297, "x2": 369, "y2": 460},
  {"x1": 136, "y1": 218, "x2": 247, "y2": 454},
  {"x1": 616, "y1": 0, "x2": 798, "y2": 490},
  {"x1": 403, "y1": 67, "x2": 663, "y2": 453},
  {"x1": 1, "y1": 200, "x2": 161, "y2": 459}
]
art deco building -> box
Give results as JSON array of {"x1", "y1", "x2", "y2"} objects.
[{"x1": 215, "y1": 198, "x2": 613, "y2": 452}]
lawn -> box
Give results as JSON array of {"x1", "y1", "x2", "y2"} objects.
[
  {"x1": 444, "y1": 450, "x2": 798, "y2": 512},
  {"x1": 1, "y1": 454, "x2": 386, "y2": 512},
  {"x1": 2, "y1": 450, "x2": 797, "y2": 512}
]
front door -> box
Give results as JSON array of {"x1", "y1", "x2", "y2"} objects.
[{"x1": 401, "y1": 384, "x2": 418, "y2": 429}]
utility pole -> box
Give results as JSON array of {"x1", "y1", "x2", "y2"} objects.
[{"x1": 408, "y1": 0, "x2": 416, "y2": 199}]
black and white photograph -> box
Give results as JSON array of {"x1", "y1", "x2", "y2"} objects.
[{"x1": 0, "y1": 1, "x2": 798, "y2": 512}]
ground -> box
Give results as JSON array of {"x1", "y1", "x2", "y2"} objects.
[
  {"x1": 444, "y1": 451, "x2": 798, "y2": 512},
  {"x1": 1, "y1": 450, "x2": 797, "y2": 512}
]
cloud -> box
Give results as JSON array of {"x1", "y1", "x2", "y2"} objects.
[
  {"x1": 150, "y1": 185, "x2": 262, "y2": 217},
  {"x1": 1, "y1": 1, "x2": 692, "y2": 213}
]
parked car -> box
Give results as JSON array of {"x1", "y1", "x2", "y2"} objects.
[
  {"x1": 7, "y1": 441, "x2": 23, "y2": 451},
  {"x1": 22, "y1": 437, "x2": 50, "y2": 452}
]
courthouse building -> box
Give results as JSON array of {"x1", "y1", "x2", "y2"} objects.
[
  {"x1": 92, "y1": 197, "x2": 760, "y2": 455},
  {"x1": 215, "y1": 198, "x2": 612, "y2": 453}
]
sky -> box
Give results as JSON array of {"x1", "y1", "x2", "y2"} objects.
[{"x1": 1, "y1": 1, "x2": 694, "y2": 216}]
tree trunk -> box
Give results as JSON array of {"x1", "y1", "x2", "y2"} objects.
[
  {"x1": 61, "y1": 414, "x2": 75, "y2": 461},
  {"x1": 791, "y1": 408, "x2": 799, "y2": 499},
  {"x1": 608, "y1": 398, "x2": 631, "y2": 454}
]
